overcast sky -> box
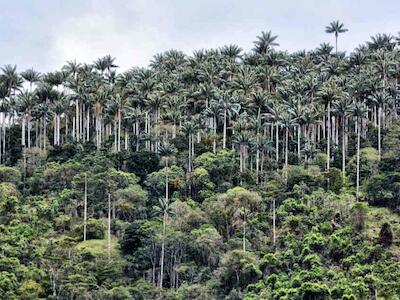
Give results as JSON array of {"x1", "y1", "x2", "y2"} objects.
[{"x1": 1, "y1": 0, "x2": 399, "y2": 72}]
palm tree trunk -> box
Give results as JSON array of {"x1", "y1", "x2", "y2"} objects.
[
  {"x1": 356, "y1": 117, "x2": 361, "y2": 201},
  {"x1": 213, "y1": 116, "x2": 217, "y2": 153},
  {"x1": 159, "y1": 211, "x2": 167, "y2": 288},
  {"x1": 335, "y1": 34, "x2": 338, "y2": 56},
  {"x1": 75, "y1": 100, "x2": 79, "y2": 141},
  {"x1": 84, "y1": 173, "x2": 88, "y2": 241},
  {"x1": 327, "y1": 102, "x2": 331, "y2": 170},
  {"x1": 27, "y1": 114, "x2": 31, "y2": 148},
  {"x1": 223, "y1": 108, "x2": 227, "y2": 149},
  {"x1": 188, "y1": 134, "x2": 192, "y2": 173},
  {"x1": 242, "y1": 207, "x2": 246, "y2": 252},
  {"x1": 285, "y1": 127, "x2": 289, "y2": 169},
  {"x1": 118, "y1": 108, "x2": 121, "y2": 152},
  {"x1": 378, "y1": 105, "x2": 381, "y2": 159},
  {"x1": 297, "y1": 125, "x2": 301, "y2": 163},
  {"x1": 342, "y1": 117, "x2": 346, "y2": 178},
  {"x1": 108, "y1": 193, "x2": 111, "y2": 261},
  {"x1": 272, "y1": 198, "x2": 276, "y2": 247},
  {"x1": 275, "y1": 123, "x2": 279, "y2": 162},
  {"x1": 86, "y1": 108, "x2": 90, "y2": 142}
]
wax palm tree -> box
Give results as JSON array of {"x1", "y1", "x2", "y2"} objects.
[
  {"x1": 218, "y1": 93, "x2": 241, "y2": 149},
  {"x1": 368, "y1": 91, "x2": 390, "y2": 159},
  {"x1": 0, "y1": 88, "x2": 10, "y2": 163},
  {"x1": 145, "y1": 93, "x2": 163, "y2": 151},
  {"x1": 203, "y1": 99, "x2": 220, "y2": 153},
  {"x1": 317, "y1": 81, "x2": 341, "y2": 170},
  {"x1": 333, "y1": 96, "x2": 354, "y2": 177},
  {"x1": 288, "y1": 97, "x2": 307, "y2": 162},
  {"x1": 153, "y1": 197, "x2": 173, "y2": 289},
  {"x1": 17, "y1": 90, "x2": 37, "y2": 148},
  {"x1": 253, "y1": 31, "x2": 279, "y2": 55},
  {"x1": 268, "y1": 104, "x2": 285, "y2": 163},
  {"x1": 233, "y1": 130, "x2": 253, "y2": 176},
  {"x1": 325, "y1": 21, "x2": 348, "y2": 56},
  {"x1": 21, "y1": 68, "x2": 41, "y2": 92},
  {"x1": 279, "y1": 112, "x2": 298, "y2": 174},
  {"x1": 249, "y1": 90, "x2": 270, "y2": 181},
  {"x1": 352, "y1": 101, "x2": 368, "y2": 201},
  {"x1": 125, "y1": 107, "x2": 144, "y2": 151},
  {"x1": 51, "y1": 92, "x2": 68, "y2": 145},
  {"x1": 219, "y1": 44, "x2": 243, "y2": 61},
  {"x1": 181, "y1": 120, "x2": 198, "y2": 173},
  {"x1": 158, "y1": 141, "x2": 177, "y2": 205}
]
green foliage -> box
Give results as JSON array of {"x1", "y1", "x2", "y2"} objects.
[
  {"x1": 350, "y1": 202, "x2": 368, "y2": 232},
  {"x1": 0, "y1": 166, "x2": 20, "y2": 184},
  {"x1": 379, "y1": 222, "x2": 393, "y2": 248},
  {"x1": 73, "y1": 218, "x2": 106, "y2": 240}
]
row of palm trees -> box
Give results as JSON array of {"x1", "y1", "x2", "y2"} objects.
[{"x1": 0, "y1": 23, "x2": 399, "y2": 189}]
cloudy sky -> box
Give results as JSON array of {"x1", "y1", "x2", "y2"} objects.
[{"x1": 1, "y1": 0, "x2": 399, "y2": 72}]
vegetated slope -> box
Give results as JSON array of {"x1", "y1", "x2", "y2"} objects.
[{"x1": 0, "y1": 26, "x2": 400, "y2": 299}]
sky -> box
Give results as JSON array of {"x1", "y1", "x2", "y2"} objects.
[{"x1": 0, "y1": 0, "x2": 399, "y2": 72}]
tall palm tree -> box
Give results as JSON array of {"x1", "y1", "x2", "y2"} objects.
[
  {"x1": 334, "y1": 96, "x2": 354, "y2": 177},
  {"x1": 158, "y1": 141, "x2": 176, "y2": 202},
  {"x1": 233, "y1": 131, "x2": 253, "y2": 177},
  {"x1": 125, "y1": 107, "x2": 145, "y2": 151},
  {"x1": 368, "y1": 91, "x2": 390, "y2": 159},
  {"x1": 279, "y1": 112, "x2": 298, "y2": 179},
  {"x1": 218, "y1": 93, "x2": 240, "y2": 149},
  {"x1": 253, "y1": 31, "x2": 279, "y2": 55},
  {"x1": 203, "y1": 100, "x2": 220, "y2": 153},
  {"x1": 352, "y1": 102, "x2": 367, "y2": 201},
  {"x1": 21, "y1": 68, "x2": 41, "y2": 92},
  {"x1": 181, "y1": 120, "x2": 198, "y2": 173},
  {"x1": 17, "y1": 90, "x2": 37, "y2": 148},
  {"x1": 268, "y1": 104, "x2": 285, "y2": 164},
  {"x1": 317, "y1": 81, "x2": 341, "y2": 170},
  {"x1": 288, "y1": 97, "x2": 306, "y2": 163},
  {"x1": 153, "y1": 197, "x2": 173, "y2": 289},
  {"x1": 325, "y1": 20, "x2": 348, "y2": 56}
]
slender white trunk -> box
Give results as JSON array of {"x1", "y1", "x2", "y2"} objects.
[
  {"x1": 272, "y1": 198, "x2": 276, "y2": 247},
  {"x1": 342, "y1": 117, "x2": 346, "y2": 178},
  {"x1": 297, "y1": 125, "x2": 301, "y2": 162},
  {"x1": 159, "y1": 211, "x2": 167, "y2": 288},
  {"x1": 84, "y1": 173, "x2": 88, "y2": 241},
  {"x1": 108, "y1": 193, "x2": 111, "y2": 261},
  {"x1": 223, "y1": 109, "x2": 227, "y2": 149},
  {"x1": 378, "y1": 106, "x2": 381, "y2": 160},
  {"x1": 275, "y1": 123, "x2": 279, "y2": 162},
  {"x1": 356, "y1": 118, "x2": 361, "y2": 201},
  {"x1": 327, "y1": 102, "x2": 331, "y2": 170}
]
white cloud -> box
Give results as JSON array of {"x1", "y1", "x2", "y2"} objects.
[{"x1": 49, "y1": 4, "x2": 171, "y2": 70}]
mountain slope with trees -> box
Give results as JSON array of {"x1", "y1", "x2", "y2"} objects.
[{"x1": 0, "y1": 23, "x2": 400, "y2": 299}]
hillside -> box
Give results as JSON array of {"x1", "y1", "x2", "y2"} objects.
[{"x1": 0, "y1": 27, "x2": 400, "y2": 299}]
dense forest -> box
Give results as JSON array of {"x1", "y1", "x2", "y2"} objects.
[{"x1": 0, "y1": 22, "x2": 400, "y2": 299}]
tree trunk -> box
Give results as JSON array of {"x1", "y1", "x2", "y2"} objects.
[
  {"x1": 356, "y1": 117, "x2": 361, "y2": 201},
  {"x1": 223, "y1": 108, "x2": 227, "y2": 149},
  {"x1": 242, "y1": 206, "x2": 246, "y2": 252},
  {"x1": 297, "y1": 125, "x2": 301, "y2": 163},
  {"x1": 84, "y1": 173, "x2": 88, "y2": 241},
  {"x1": 108, "y1": 193, "x2": 111, "y2": 261},
  {"x1": 342, "y1": 117, "x2": 346, "y2": 178},
  {"x1": 275, "y1": 123, "x2": 279, "y2": 162},
  {"x1": 118, "y1": 108, "x2": 121, "y2": 152},
  {"x1": 272, "y1": 198, "x2": 276, "y2": 247},
  {"x1": 327, "y1": 102, "x2": 331, "y2": 170},
  {"x1": 159, "y1": 211, "x2": 167, "y2": 288},
  {"x1": 213, "y1": 116, "x2": 217, "y2": 153},
  {"x1": 378, "y1": 105, "x2": 381, "y2": 160}
]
